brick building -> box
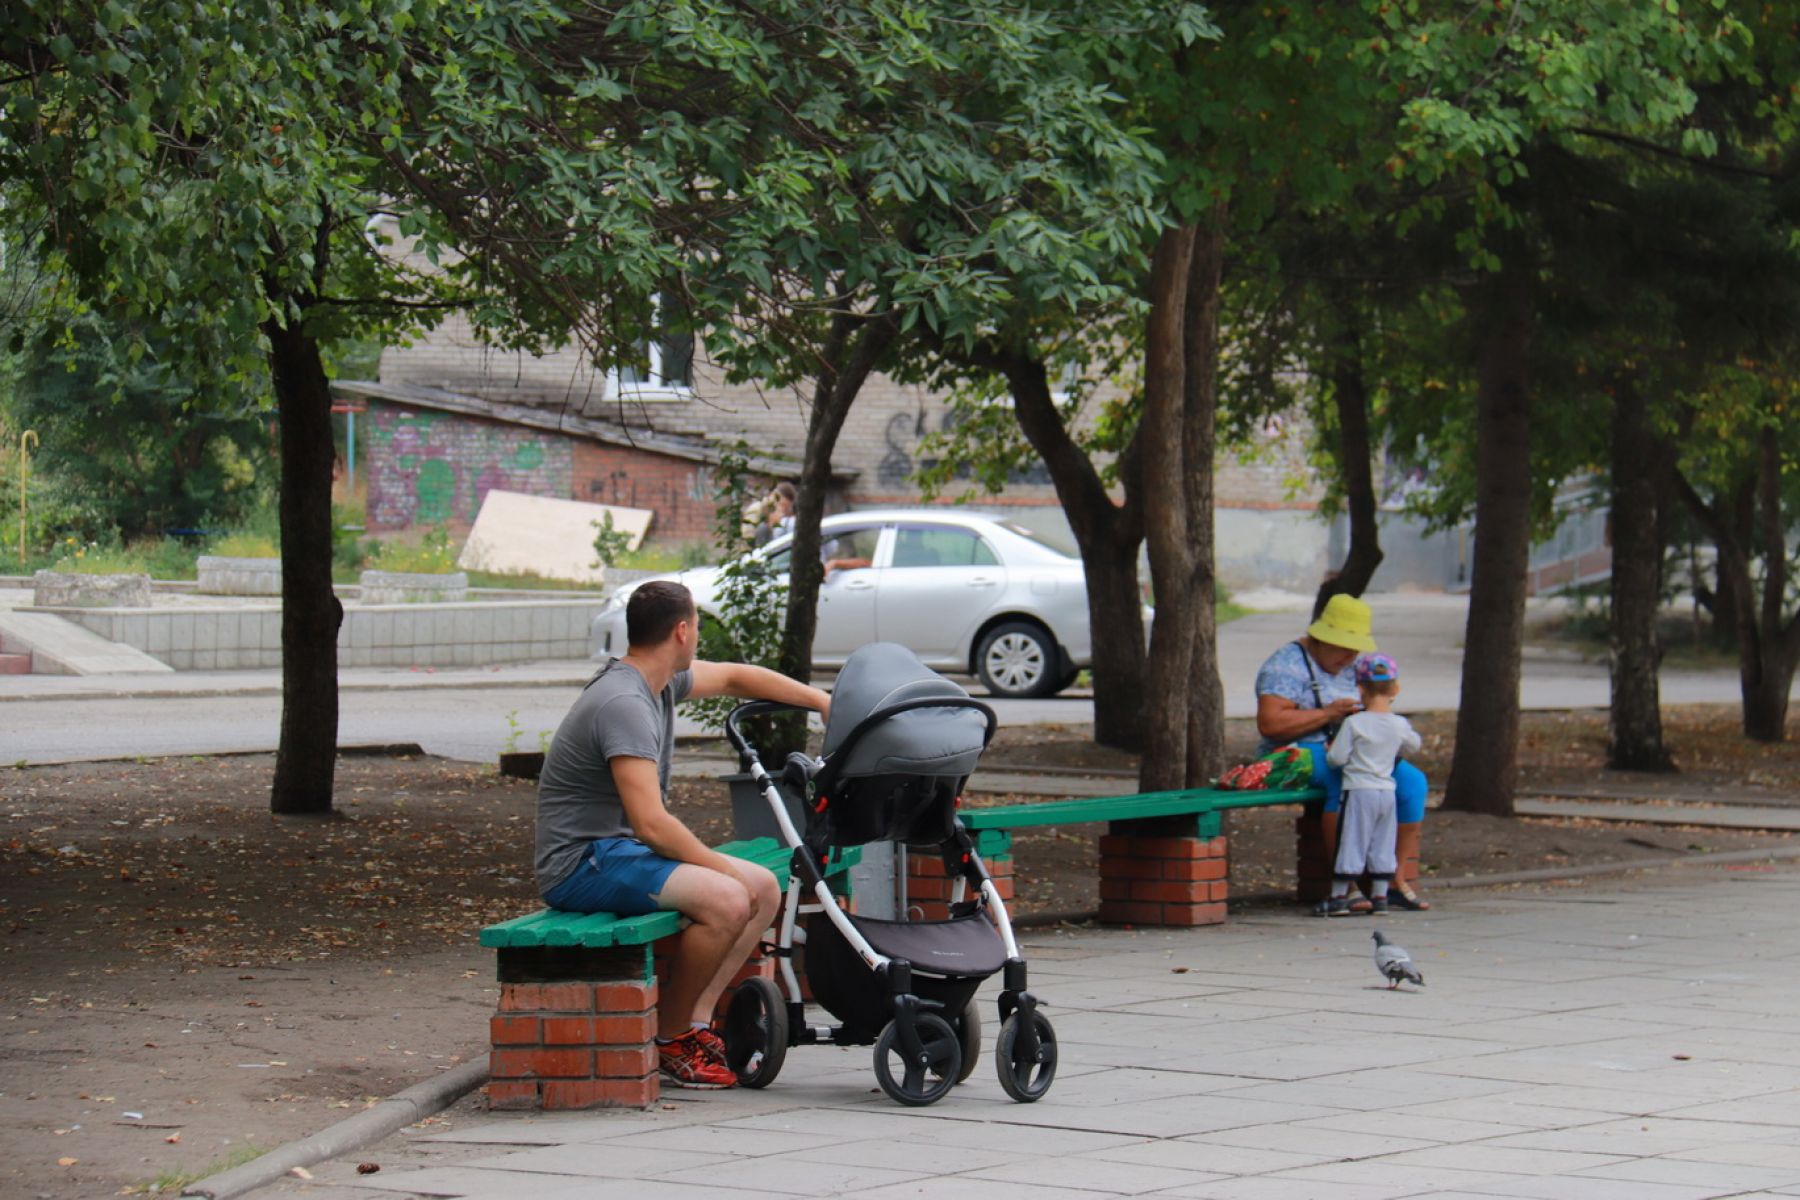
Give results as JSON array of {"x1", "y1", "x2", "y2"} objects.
[{"x1": 355, "y1": 315, "x2": 1346, "y2": 588}]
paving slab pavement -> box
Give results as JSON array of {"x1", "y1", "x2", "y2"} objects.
[{"x1": 252, "y1": 864, "x2": 1800, "y2": 1200}]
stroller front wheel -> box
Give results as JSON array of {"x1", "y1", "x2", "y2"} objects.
[
  {"x1": 995, "y1": 1010, "x2": 1057, "y2": 1102},
  {"x1": 951, "y1": 996, "x2": 982, "y2": 1084},
  {"x1": 723, "y1": 977, "x2": 788, "y2": 1088},
  {"x1": 873, "y1": 1013, "x2": 961, "y2": 1106}
]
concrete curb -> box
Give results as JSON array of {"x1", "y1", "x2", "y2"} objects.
[
  {"x1": 181, "y1": 1059, "x2": 489, "y2": 1199},
  {"x1": 0, "y1": 672, "x2": 594, "y2": 703}
]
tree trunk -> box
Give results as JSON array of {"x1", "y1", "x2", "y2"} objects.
[
  {"x1": 1744, "y1": 426, "x2": 1798, "y2": 741},
  {"x1": 1182, "y1": 216, "x2": 1226, "y2": 788},
  {"x1": 1138, "y1": 225, "x2": 1199, "y2": 793},
  {"x1": 265, "y1": 315, "x2": 344, "y2": 816},
  {"x1": 1606, "y1": 376, "x2": 1673, "y2": 771},
  {"x1": 999, "y1": 356, "x2": 1147, "y2": 751},
  {"x1": 1312, "y1": 319, "x2": 1385, "y2": 621},
  {"x1": 776, "y1": 310, "x2": 898, "y2": 756},
  {"x1": 1442, "y1": 261, "x2": 1533, "y2": 817}
]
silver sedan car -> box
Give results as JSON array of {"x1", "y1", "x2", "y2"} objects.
[{"x1": 589, "y1": 509, "x2": 1094, "y2": 697}]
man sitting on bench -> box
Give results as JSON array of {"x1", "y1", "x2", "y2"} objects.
[{"x1": 534, "y1": 581, "x2": 830, "y2": 1089}]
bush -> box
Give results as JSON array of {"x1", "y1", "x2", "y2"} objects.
[{"x1": 49, "y1": 537, "x2": 200, "y2": 578}]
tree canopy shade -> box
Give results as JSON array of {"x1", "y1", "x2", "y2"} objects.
[{"x1": 2, "y1": 0, "x2": 1180, "y2": 791}]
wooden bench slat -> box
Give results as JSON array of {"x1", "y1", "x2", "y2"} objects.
[{"x1": 481, "y1": 839, "x2": 861, "y2": 950}]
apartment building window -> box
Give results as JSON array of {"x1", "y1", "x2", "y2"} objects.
[{"x1": 609, "y1": 294, "x2": 695, "y2": 401}]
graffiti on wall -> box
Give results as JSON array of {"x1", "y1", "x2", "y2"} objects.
[
  {"x1": 367, "y1": 408, "x2": 573, "y2": 529},
  {"x1": 878, "y1": 410, "x2": 1052, "y2": 491}
]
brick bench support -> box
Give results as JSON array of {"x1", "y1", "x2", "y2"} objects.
[
  {"x1": 1097, "y1": 811, "x2": 1228, "y2": 927},
  {"x1": 904, "y1": 830, "x2": 1014, "y2": 921},
  {"x1": 489, "y1": 944, "x2": 660, "y2": 1111}
]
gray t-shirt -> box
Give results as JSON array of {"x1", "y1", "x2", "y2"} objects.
[
  {"x1": 533, "y1": 659, "x2": 693, "y2": 895},
  {"x1": 1325, "y1": 710, "x2": 1422, "y2": 792}
]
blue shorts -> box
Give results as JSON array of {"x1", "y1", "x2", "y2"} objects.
[
  {"x1": 542, "y1": 837, "x2": 681, "y2": 915},
  {"x1": 1313, "y1": 751, "x2": 1428, "y2": 825}
]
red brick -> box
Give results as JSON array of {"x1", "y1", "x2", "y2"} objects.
[
  {"x1": 491, "y1": 1048, "x2": 593, "y2": 1079},
  {"x1": 1160, "y1": 902, "x2": 1228, "y2": 926},
  {"x1": 499, "y1": 983, "x2": 594, "y2": 1013},
  {"x1": 595, "y1": 1012, "x2": 657, "y2": 1043},
  {"x1": 594, "y1": 981, "x2": 658, "y2": 1013},
  {"x1": 990, "y1": 877, "x2": 1014, "y2": 900},
  {"x1": 911, "y1": 901, "x2": 950, "y2": 921},
  {"x1": 1129, "y1": 880, "x2": 1209, "y2": 904},
  {"x1": 1132, "y1": 837, "x2": 1202, "y2": 860},
  {"x1": 490, "y1": 1015, "x2": 540, "y2": 1045},
  {"x1": 907, "y1": 857, "x2": 952, "y2": 877},
  {"x1": 1159, "y1": 858, "x2": 1223, "y2": 881},
  {"x1": 905, "y1": 878, "x2": 955, "y2": 900},
  {"x1": 1098, "y1": 835, "x2": 1135, "y2": 857},
  {"x1": 486, "y1": 1080, "x2": 540, "y2": 1110},
  {"x1": 542, "y1": 1017, "x2": 600, "y2": 1045},
  {"x1": 987, "y1": 861, "x2": 1013, "y2": 879},
  {"x1": 596, "y1": 1046, "x2": 657, "y2": 1077},
  {"x1": 1098, "y1": 900, "x2": 1165, "y2": 925},
  {"x1": 1098, "y1": 857, "x2": 1164, "y2": 881},
  {"x1": 542, "y1": 1076, "x2": 659, "y2": 1110},
  {"x1": 1099, "y1": 879, "x2": 1133, "y2": 903}
]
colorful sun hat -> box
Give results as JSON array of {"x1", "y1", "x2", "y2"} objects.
[
  {"x1": 1355, "y1": 653, "x2": 1399, "y2": 684},
  {"x1": 1307, "y1": 594, "x2": 1377, "y2": 653}
]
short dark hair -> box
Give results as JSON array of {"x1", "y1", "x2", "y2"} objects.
[
  {"x1": 626, "y1": 581, "x2": 696, "y2": 647},
  {"x1": 774, "y1": 481, "x2": 796, "y2": 503}
]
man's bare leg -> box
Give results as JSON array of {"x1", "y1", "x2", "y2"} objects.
[
  {"x1": 652, "y1": 865, "x2": 753, "y2": 1041},
  {"x1": 690, "y1": 859, "x2": 781, "y2": 1023}
]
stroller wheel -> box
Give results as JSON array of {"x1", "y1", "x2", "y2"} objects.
[
  {"x1": 873, "y1": 1013, "x2": 961, "y2": 1107},
  {"x1": 995, "y1": 1010, "x2": 1057, "y2": 1103},
  {"x1": 950, "y1": 997, "x2": 981, "y2": 1084},
  {"x1": 723, "y1": 977, "x2": 788, "y2": 1089}
]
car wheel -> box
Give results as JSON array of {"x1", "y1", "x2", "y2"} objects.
[{"x1": 977, "y1": 621, "x2": 1058, "y2": 699}]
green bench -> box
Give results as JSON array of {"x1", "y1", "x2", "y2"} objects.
[
  {"x1": 904, "y1": 786, "x2": 1326, "y2": 927},
  {"x1": 480, "y1": 837, "x2": 858, "y2": 1111}
]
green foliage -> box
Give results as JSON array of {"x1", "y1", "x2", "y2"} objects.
[
  {"x1": 590, "y1": 513, "x2": 633, "y2": 570},
  {"x1": 366, "y1": 527, "x2": 459, "y2": 574},
  {"x1": 49, "y1": 536, "x2": 199, "y2": 578},
  {"x1": 688, "y1": 444, "x2": 787, "y2": 734},
  {"x1": 209, "y1": 533, "x2": 278, "y2": 558}
]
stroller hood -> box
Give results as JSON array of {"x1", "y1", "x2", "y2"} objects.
[{"x1": 823, "y1": 642, "x2": 990, "y2": 778}]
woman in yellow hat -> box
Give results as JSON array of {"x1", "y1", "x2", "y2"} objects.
[{"x1": 1252, "y1": 594, "x2": 1430, "y2": 910}]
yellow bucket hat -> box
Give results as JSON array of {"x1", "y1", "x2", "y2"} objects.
[{"x1": 1307, "y1": 594, "x2": 1377, "y2": 653}]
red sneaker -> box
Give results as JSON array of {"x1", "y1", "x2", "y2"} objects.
[
  {"x1": 692, "y1": 1026, "x2": 730, "y2": 1065},
  {"x1": 658, "y1": 1031, "x2": 737, "y2": 1089}
]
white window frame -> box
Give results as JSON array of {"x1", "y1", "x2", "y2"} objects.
[{"x1": 606, "y1": 293, "x2": 696, "y2": 403}]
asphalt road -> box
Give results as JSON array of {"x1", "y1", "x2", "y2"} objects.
[{"x1": 3, "y1": 594, "x2": 1786, "y2": 766}]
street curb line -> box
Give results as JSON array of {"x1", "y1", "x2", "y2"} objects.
[
  {"x1": 0, "y1": 673, "x2": 594, "y2": 703},
  {"x1": 181, "y1": 1059, "x2": 489, "y2": 1199}
]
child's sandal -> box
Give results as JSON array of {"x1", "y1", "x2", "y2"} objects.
[{"x1": 1390, "y1": 885, "x2": 1430, "y2": 911}]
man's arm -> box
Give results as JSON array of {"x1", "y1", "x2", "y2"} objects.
[
  {"x1": 687, "y1": 660, "x2": 830, "y2": 721},
  {"x1": 612, "y1": 756, "x2": 743, "y2": 875}
]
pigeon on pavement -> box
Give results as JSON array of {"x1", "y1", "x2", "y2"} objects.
[{"x1": 1372, "y1": 930, "x2": 1424, "y2": 989}]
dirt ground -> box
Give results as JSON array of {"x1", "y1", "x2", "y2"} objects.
[{"x1": 2, "y1": 704, "x2": 1796, "y2": 1198}]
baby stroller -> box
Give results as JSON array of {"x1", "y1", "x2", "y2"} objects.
[{"x1": 719, "y1": 641, "x2": 1057, "y2": 1107}]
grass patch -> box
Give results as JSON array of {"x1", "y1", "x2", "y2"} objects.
[{"x1": 135, "y1": 1143, "x2": 267, "y2": 1195}]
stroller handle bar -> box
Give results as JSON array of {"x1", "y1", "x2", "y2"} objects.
[
  {"x1": 724, "y1": 695, "x2": 998, "y2": 770},
  {"x1": 724, "y1": 700, "x2": 807, "y2": 758}
]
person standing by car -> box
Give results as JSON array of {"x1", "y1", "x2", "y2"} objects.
[
  {"x1": 536, "y1": 581, "x2": 830, "y2": 1088},
  {"x1": 1252, "y1": 594, "x2": 1431, "y2": 911}
]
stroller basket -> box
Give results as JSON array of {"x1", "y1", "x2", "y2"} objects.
[{"x1": 806, "y1": 910, "x2": 1006, "y2": 1038}]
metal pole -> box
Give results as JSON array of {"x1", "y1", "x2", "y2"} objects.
[
  {"x1": 346, "y1": 409, "x2": 356, "y2": 492},
  {"x1": 18, "y1": 429, "x2": 38, "y2": 566}
]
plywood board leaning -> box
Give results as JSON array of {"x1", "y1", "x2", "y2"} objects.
[{"x1": 458, "y1": 490, "x2": 653, "y2": 585}]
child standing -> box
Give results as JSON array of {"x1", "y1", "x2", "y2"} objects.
[{"x1": 1318, "y1": 654, "x2": 1421, "y2": 917}]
